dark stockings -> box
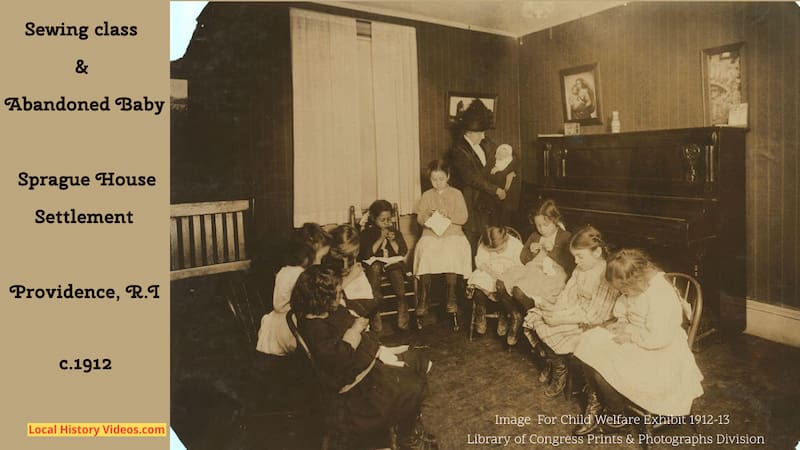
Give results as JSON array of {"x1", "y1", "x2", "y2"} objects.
[{"x1": 582, "y1": 363, "x2": 627, "y2": 414}]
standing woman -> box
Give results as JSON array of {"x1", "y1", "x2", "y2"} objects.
[{"x1": 449, "y1": 100, "x2": 506, "y2": 255}]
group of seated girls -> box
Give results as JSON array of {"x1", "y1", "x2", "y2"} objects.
[
  {"x1": 464, "y1": 199, "x2": 704, "y2": 435},
  {"x1": 353, "y1": 158, "x2": 474, "y2": 331},
  {"x1": 256, "y1": 160, "x2": 704, "y2": 442},
  {"x1": 250, "y1": 159, "x2": 472, "y2": 448},
  {"x1": 257, "y1": 222, "x2": 437, "y2": 449}
]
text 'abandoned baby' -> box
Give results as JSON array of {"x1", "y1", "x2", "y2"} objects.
[{"x1": 4, "y1": 96, "x2": 164, "y2": 115}]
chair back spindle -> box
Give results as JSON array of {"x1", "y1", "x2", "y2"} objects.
[
  {"x1": 170, "y1": 200, "x2": 252, "y2": 280},
  {"x1": 664, "y1": 272, "x2": 703, "y2": 350}
]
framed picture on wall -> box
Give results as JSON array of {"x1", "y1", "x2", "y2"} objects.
[
  {"x1": 446, "y1": 92, "x2": 497, "y2": 128},
  {"x1": 170, "y1": 79, "x2": 188, "y2": 112},
  {"x1": 560, "y1": 63, "x2": 602, "y2": 125},
  {"x1": 701, "y1": 42, "x2": 747, "y2": 126}
]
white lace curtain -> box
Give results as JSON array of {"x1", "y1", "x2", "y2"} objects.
[
  {"x1": 291, "y1": 8, "x2": 420, "y2": 226},
  {"x1": 371, "y1": 21, "x2": 421, "y2": 215},
  {"x1": 291, "y1": 9, "x2": 360, "y2": 226}
]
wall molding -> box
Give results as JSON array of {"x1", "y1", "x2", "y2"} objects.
[
  {"x1": 320, "y1": 1, "x2": 516, "y2": 37},
  {"x1": 744, "y1": 299, "x2": 800, "y2": 348}
]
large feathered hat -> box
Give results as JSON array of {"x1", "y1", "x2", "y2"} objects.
[{"x1": 456, "y1": 99, "x2": 493, "y2": 132}]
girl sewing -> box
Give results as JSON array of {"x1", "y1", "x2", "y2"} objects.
[
  {"x1": 358, "y1": 200, "x2": 410, "y2": 331},
  {"x1": 467, "y1": 226, "x2": 524, "y2": 337},
  {"x1": 522, "y1": 225, "x2": 619, "y2": 397},
  {"x1": 571, "y1": 249, "x2": 704, "y2": 435},
  {"x1": 413, "y1": 159, "x2": 473, "y2": 330},
  {"x1": 496, "y1": 199, "x2": 574, "y2": 346},
  {"x1": 291, "y1": 265, "x2": 436, "y2": 449}
]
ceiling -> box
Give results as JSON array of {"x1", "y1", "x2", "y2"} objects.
[{"x1": 326, "y1": 1, "x2": 625, "y2": 37}]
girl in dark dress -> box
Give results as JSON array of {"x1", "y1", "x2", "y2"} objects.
[
  {"x1": 359, "y1": 200, "x2": 410, "y2": 331},
  {"x1": 291, "y1": 265, "x2": 436, "y2": 450},
  {"x1": 497, "y1": 200, "x2": 574, "y2": 347}
]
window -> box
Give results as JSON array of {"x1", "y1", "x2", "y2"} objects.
[{"x1": 290, "y1": 9, "x2": 420, "y2": 226}]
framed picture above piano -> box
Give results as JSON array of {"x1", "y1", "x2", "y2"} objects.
[
  {"x1": 559, "y1": 63, "x2": 602, "y2": 125},
  {"x1": 701, "y1": 42, "x2": 747, "y2": 126}
]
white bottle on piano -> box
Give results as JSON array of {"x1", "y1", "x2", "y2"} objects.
[{"x1": 611, "y1": 111, "x2": 621, "y2": 133}]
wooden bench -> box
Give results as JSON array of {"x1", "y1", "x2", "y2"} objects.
[{"x1": 170, "y1": 200, "x2": 252, "y2": 281}]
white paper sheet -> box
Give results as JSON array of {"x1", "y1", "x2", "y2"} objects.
[{"x1": 424, "y1": 210, "x2": 451, "y2": 236}]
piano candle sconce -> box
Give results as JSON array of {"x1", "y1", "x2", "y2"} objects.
[
  {"x1": 682, "y1": 144, "x2": 702, "y2": 183},
  {"x1": 707, "y1": 131, "x2": 718, "y2": 184},
  {"x1": 529, "y1": 127, "x2": 747, "y2": 343},
  {"x1": 553, "y1": 147, "x2": 568, "y2": 177},
  {"x1": 543, "y1": 143, "x2": 550, "y2": 180}
]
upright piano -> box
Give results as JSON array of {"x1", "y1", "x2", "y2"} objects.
[{"x1": 524, "y1": 126, "x2": 746, "y2": 337}]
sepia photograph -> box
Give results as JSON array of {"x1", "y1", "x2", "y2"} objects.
[
  {"x1": 560, "y1": 63, "x2": 602, "y2": 125},
  {"x1": 701, "y1": 42, "x2": 747, "y2": 126},
  {"x1": 170, "y1": 2, "x2": 800, "y2": 449},
  {"x1": 446, "y1": 92, "x2": 497, "y2": 128}
]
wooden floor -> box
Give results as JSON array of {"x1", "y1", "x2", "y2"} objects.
[{"x1": 172, "y1": 298, "x2": 800, "y2": 450}]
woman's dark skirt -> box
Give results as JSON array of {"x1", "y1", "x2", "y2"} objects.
[{"x1": 330, "y1": 349, "x2": 429, "y2": 436}]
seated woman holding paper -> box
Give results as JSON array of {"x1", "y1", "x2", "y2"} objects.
[
  {"x1": 359, "y1": 199, "x2": 410, "y2": 331},
  {"x1": 291, "y1": 265, "x2": 435, "y2": 449},
  {"x1": 413, "y1": 159, "x2": 472, "y2": 329}
]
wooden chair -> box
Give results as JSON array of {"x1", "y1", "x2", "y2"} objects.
[
  {"x1": 467, "y1": 226, "x2": 523, "y2": 341},
  {"x1": 172, "y1": 199, "x2": 299, "y2": 445},
  {"x1": 286, "y1": 311, "x2": 324, "y2": 385},
  {"x1": 668, "y1": 272, "x2": 704, "y2": 352},
  {"x1": 170, "y1": 200, "x2": 252, "y2": 280},
  {"x1": 626, "y1": 272, "x2": 703, "y2": 449},
  {"x1": 170, "y1": 199, "x2": 266, "y2": 345},
  {"x1": 286, "y1": 311, "x2": 397, "y2": 450},
  {"x1": 349, "y1": 204, "x2": 419, "y2": 326},
  {"x1": 568, "y1": 272, "x2": 704, "y2": 404}
]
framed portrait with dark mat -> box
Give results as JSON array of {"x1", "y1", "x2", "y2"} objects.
[{"x1": 560, "y1": 63, "x2": 602, "y2": 125}]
